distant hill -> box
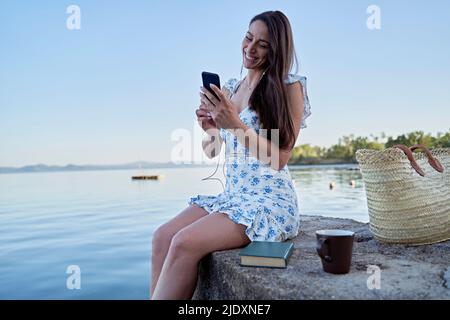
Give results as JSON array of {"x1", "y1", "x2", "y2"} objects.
[{"x1": 0, "y1": 161, "x2": 213, "y2": 174}]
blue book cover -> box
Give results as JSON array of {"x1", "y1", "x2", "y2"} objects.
[{"x1": 239, "y1": 241, "x2": 294, "y2": 268}]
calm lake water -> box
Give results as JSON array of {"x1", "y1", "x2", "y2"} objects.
[{"x1": 0, "y1": 164, "x2": 368, "y2": 299}]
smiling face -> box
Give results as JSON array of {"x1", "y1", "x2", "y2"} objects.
[{"x1": 242, "y1": 20, "x2": 270, "y2": 70}]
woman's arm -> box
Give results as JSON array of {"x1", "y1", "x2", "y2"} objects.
[
  {"x1": 201, "y1": 128, "x2": 223, "y2": 159},
  {"x1": 205, "y1": 82, "x2": 304, "y2": 170},
  {"x1": 231, "y1": 82, "x2": 305, "y2": 170}
]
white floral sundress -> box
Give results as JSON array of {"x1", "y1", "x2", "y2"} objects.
[{"x1": 189, "y1": 74, "x2": 311, "y2": 242}]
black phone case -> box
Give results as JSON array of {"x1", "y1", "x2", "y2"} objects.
[{"x1": 202, "y1": 71, "x2": 221, "y2": 100}]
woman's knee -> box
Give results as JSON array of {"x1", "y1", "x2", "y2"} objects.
[
  {"x1": 152, "y1": 224, "x2": 173, "y2": 256},
  {"x1": 167, "y1": 228, "x2": 199, "y2": 258}
]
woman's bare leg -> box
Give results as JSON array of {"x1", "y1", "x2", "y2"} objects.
[
  {"x1": 151, "y1": 212, "x2": 251, "y2": 300},
  {"x1": 150, "y1": 204, "x2": 208, "y2": 298}
]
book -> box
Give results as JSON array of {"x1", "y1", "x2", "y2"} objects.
[{"x1": 239, "y1": 241, "x2": 294, "y2": 268}]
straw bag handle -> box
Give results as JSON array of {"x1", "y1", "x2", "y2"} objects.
[
  {"x1": 393, "y1": 144, "x2": 444, "y2": 177},
  {"x1": 409, "y1": 144, "x2": 444, "y2": 173},
  {"x1": 393, "y1": 145, "x2": 425, "y2": 176}
]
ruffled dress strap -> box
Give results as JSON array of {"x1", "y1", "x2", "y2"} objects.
[
  {"x1": 223, "y1": 78, "x2": 240, "y2": 98},
  {"x1": 285, "y1": 74, "x2": 312, "y2": 129}
]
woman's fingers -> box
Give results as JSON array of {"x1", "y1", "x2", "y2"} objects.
[
  {"x1": 199, "y1": 103, "x2": 211, "y2": 112},
  {"x1": 196, "y1": 108, "x2": 208, "y2": 116},
  {"x1": 200, "y1": 87, "x2": 219, "y2": 106},
  {"x1": 199, "y1": 92, "x2": 214, "y2": 107},
  {"x1": 196, "y1": 109, "x2": 212, "y2": 119},
  {"x1": 199, "y1": 93, "x2": 215, "y2": 112},
  {"x1": 209, "y1": 84, "x2": 225, "y2": 100}
]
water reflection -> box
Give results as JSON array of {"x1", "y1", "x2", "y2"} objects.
[{"x1": 289, "y1": 164, "x2": 369, "y2": 223}]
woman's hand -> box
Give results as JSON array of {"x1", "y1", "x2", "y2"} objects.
[
  {"x1": 199, "y1": 84, "x2": 244, "y2": 130},
  {"x1": 195, "y1": 106, "x2": 217, "y2": 133}
]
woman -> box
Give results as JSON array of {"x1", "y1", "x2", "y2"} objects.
[{"x1": 151, "y1": 10, "x2": 311, "y2": 300}]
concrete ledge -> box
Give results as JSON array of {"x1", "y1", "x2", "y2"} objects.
[{"x1": 193, "y1": 215, "x2": 450, "y2": 300}]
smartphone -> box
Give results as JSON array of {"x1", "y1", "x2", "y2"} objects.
[{"x1": 202, "y1": 71, "x2": 221, "y2": 100}]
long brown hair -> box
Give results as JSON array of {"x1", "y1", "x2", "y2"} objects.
[{"x1": 248, "y1": 11, "x2": 299, "y2": 150}]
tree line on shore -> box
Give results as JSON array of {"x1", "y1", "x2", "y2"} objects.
[{"x1": 289, "y1": 130, "x2": 450, "y2": 164}]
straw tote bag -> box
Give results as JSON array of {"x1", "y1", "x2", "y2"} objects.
[{"x1": 355, "y1": 144, "x2": 450, "y2": 245}]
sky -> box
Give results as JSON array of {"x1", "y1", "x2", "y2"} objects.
[{"x1": 1, "y1": 0, "x2": 449, "y2": 167}]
